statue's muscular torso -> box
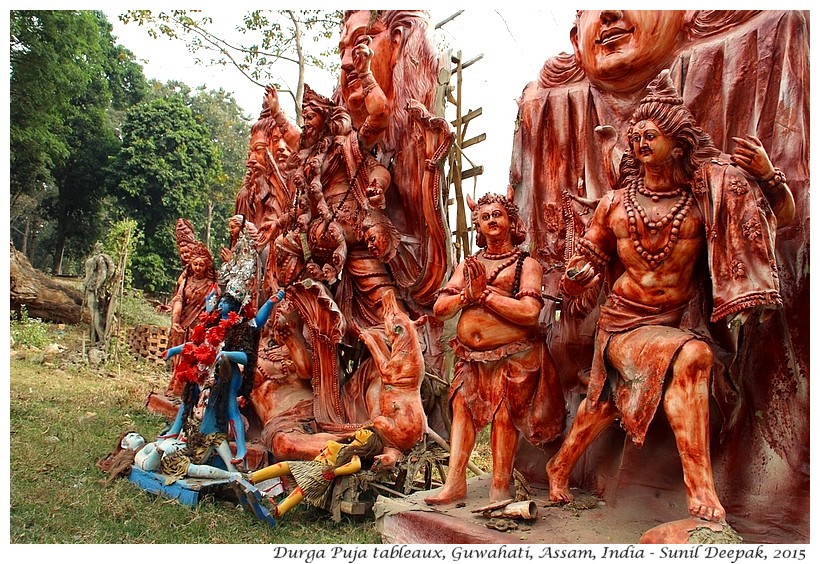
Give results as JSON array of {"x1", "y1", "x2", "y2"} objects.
[{"x1": 588, "y1": 189, "x2": 706, "y2": 311}]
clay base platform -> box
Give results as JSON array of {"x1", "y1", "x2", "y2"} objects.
[{"x1": 375, "y1": 474, "x2": 691, "y2": 544}]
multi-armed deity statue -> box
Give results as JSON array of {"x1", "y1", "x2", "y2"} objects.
[
  {"x1": 228, "y1": 9, "x2": 453, "y2": 468},
  {"x1": 134, "y1": 9, "x2": 807, "y2": 542}
]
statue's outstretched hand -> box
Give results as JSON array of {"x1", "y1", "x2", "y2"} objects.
[{"x1": 561, "y1": 256, "x2": 600, "y2": 296}]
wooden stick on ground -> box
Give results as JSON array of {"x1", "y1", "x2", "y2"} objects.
[{"x1": 426, "y1": 427, "x2": 485, "y2": 476}]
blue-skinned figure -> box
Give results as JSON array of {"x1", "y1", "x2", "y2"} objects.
[{"x1": 163, "y1": 288, "x2": 285, "y2": 471}]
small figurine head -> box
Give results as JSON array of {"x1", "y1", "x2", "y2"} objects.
[
  {"x1": 217, "y1": 293, "x2": 242, "y2": 319},
  {"x1": 301, "y1": 85, "x2": 332, "y2": 148},
  {"x1": 247, "y1": 127, "x2": 270, "y2": 173},
  {"x1": 271, "y1": 135, "x2": 292, "y2": 168},
  {"x1": 189, "y1": 242, "x2": 215, "y2": 279},
  {"x1": 175, "y1": 218, "x2": 197, "y2": 262},
  {"x1": 334, "y1": 427, "x2": 385, "y2": 469},
  {"x1": 353, "y1": 427, "x2": 374, "y2": 446},
  {"x1": 362, "y1": 209, "x2": 399, "y2": 261},
  {"x1": 468, "y1": 191, "x2": 526, "y2": 248},
  {"x1": 228, "y1": 215, "x2": 245, "y2": 240},
  {"x1": 120, "y1": 432, "x2": 146, "y2": 451}
]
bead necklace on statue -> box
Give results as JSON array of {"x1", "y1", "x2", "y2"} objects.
[
  {"x1": 624, "y1": 176, "x2": 694, "y2": 269},
  {"x1": 637, "y1": 182, "x2": 684, "y2": 202},
  {"x1": 480, "y1": 247, "x2": 524, "y2": 286}
]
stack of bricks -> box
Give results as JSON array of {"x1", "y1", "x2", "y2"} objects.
[{"x1": 128, "y1": 324, "x2": 170, "y2": 364}]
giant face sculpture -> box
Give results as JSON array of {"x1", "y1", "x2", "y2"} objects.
[{"x1": 572, "y1": 10, "x2": 688, "y2": 94}]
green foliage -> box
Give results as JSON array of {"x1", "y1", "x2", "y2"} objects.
[
  {"x1": 103, "y1": 218, "x2": 142, "y2": 289},
  {"x1": 188, "y1": 87, "x2": 251, "y2": 248},
  {"x1": 110, "y1": 95, "x2": 221, "y2": 294},
  {"x1": 242, "y1": 9, "x2": 343, "y2": 74},
  {"x1": 10, "y1": 10, "x2": 100, "y2": 197},
  {"x1": 119, "y1": 9, "x2": 342, "y2": 117},
  {"x1": 117, "y1": 289, "x2": 172, "y2": 327},
  {"x1": 131, "y1": 252, "x2": 175, "y2": 296},
  {"x1": 10, "y1": 306, "x2": 50, "y2": 349},
  {"x1": 10, "y1": 10, "x2": 149, "y2": 274}
]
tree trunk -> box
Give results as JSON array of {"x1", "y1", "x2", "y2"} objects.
[
  {"x1": 204, "y1": 200, "x2": 214, "y2": 249},
  {"x1": 286, "y1": 10, "x2": 305, "y2": 124},
  {"x1": 10, "y1": 243, "x2": 84, "y2": 324},
  {"x1": 52, "y1": 236, "x2": 65, "y2": 276},
  {"x1": 20, "y1": 219, "x2": 30, "y2": 257}
]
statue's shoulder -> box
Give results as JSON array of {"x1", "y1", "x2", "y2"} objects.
[
  {"x1": 518, "y1": 53, "x2": 588, "y2": 108},
  {"x1": 537, "y1": 52, "x2": 584, "y2": 89}
]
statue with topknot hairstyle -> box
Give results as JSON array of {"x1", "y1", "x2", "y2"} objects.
[
  {"x1": 509, "y1": 9, "x2": 807, "y2": 541},
  {"x1": 547, "y1": 69, "x2": 795, "y2": 527}
]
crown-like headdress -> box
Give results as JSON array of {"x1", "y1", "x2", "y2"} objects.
[
  {"x1": 641, "y1": 69, "x2": 684, "y2": 106},
  {"x1": 303, "y1": 84, "x2": 333, "y2": 113},
  {"x1": 218, "y1": 222, "x2": 258, "y2": 308}
]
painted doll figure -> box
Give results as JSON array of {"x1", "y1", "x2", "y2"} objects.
[
  {"x1": 132, "y1": 434, "x2": 243, "y2": 483},
  {"x1": 247, "y1": 427, "x2": 384, "y2": 518}
]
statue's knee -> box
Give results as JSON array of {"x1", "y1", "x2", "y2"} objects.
[
  {"x1": 271, "y1": 432, "x2": 294, "y2": 457},
  {"x1": 676, "y1": 339, "x2": 713, "y2": 373}
]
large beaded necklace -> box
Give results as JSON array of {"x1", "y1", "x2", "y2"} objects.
[
  {"x1": 624, "y1": 176, "x2": 693, "y2": 269},
  {"x1": 480, "y1": 248, "x2": 523, "y2": 286}
]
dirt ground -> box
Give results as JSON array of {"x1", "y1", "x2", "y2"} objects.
[{"x1": 374, "y1": 474, "x2": 735, "y2": 545}]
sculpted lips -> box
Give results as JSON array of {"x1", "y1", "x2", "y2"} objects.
[{"x1": 596, "y1": 26, "x2": 635, "y2": 46}]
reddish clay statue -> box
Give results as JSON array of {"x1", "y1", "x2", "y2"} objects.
[
  {"x1": 512, "y1": 10, "x2": 808, "y2": 541},
  {"x1": 166, "y1": 241, "x2": 218, "y2": 397},
  {"x1": 425, "y1": 191, "x2": 564, "y2": 505},
  {"x1": 546, "y1": 70, "x2": 794, "y2": 523},
  {"x1": 245, "y1": 10, "x2": 452, "y2": 465},
  {"x1": 356, "y1": 288, "x2": 427, "y2": 463},
  {"x1": 236, "y1": 85, "x2": 298, "y2": 238}
]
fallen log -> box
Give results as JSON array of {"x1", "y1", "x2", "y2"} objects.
[{"x1": 10, "y1": 243, "x2": 85, "y2": 324}]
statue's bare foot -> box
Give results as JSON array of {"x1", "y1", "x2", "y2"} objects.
[
  {"x1": 489, "y1": 485, "x2": 511, "y2": 502},
  {"x1": 546, "y1": 457, "x2": 573, "y2": 503},
  {"x1": 689, "y1": 492, "x2": 726, "y2": 523},
  {"x1": 424, "y1": 482, "x2": 467, "y2": 505}
]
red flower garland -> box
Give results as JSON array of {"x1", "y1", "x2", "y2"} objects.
[{"x1": 173, "y1": 309, "x2": 243, "y2": 386}]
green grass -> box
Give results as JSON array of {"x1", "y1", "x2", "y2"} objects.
[{"x1": 9, "y1": 323, "x2": 381, "y2": 544}]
